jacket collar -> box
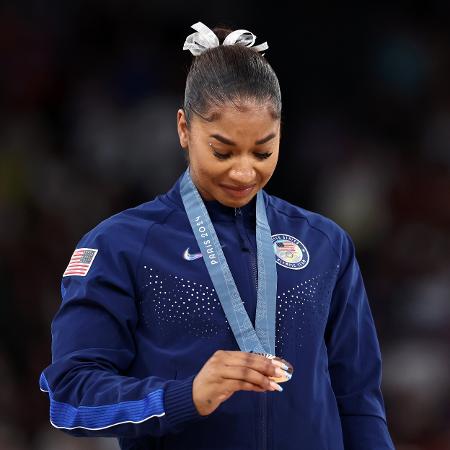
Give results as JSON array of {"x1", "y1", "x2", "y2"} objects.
[{"x1": 160, "y1": 170, "x2": 265, "y2": 225}]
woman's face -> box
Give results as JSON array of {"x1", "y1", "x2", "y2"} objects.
[{"x1": 177, "y1": 100, "x2": 280, "y2": 208}]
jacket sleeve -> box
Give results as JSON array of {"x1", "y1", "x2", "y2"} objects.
[
  {"x1": 39, "y1": 223, "x2": 204, "y2": 438},
  {"x1": 325, "y1": 231, "x2": 396, "y2": 450}
]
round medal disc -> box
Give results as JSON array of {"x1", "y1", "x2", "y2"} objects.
[{"x1": 254, "y1": 352, "x2": 294, "y2": 383}]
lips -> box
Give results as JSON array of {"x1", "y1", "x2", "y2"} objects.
[
  {"x1": 220, "y1": 184, "x2": 255, "y2": 191},
  {"x1": 219, "y1": 183, "x2": 256, "y2": 198}
]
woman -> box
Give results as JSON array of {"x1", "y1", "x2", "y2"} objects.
[{"x1": 40, "y1": 22, "x2": 395, "y2": 450}]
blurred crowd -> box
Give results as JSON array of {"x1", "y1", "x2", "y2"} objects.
[{"x1": 0, "y1": 2, "x2": 449, "y2": 449}]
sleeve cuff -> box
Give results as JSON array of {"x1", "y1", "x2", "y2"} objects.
[{"x1": 163, "y1": 375, "x2": 205, "y2": 432}]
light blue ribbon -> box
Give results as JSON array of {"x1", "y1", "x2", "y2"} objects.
[{"x1": 180, "y1": 167, "x2": 277, "y2": 354}]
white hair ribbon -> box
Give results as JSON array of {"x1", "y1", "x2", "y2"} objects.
[
  {"x1": 223, "y1": 29, "x2": 268, "y2": 52},
  {"x1": 183, "y1": 22, "x2": 219, "y2": 56},
  {"x1": 183, "y1": 22, "x2": 268, "y2": 56}
]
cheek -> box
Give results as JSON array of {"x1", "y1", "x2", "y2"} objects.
[
  {"x1": 262, "y1": 156, "x2": 279, "y2": 178},
  {"x1": 190, "y1": 152, "x2": 222, "y2": 180}
]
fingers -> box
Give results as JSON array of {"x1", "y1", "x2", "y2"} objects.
[
  {"x1": 193, "y1": 350, "x2": 287, "y2": 416},
  {"x1": 210, "y1": 350, "x2": 288, "y2": 391},
  {"x1": 219, "y1": 365, "x2": 272, "y2": 390},
  {"x1": 212, "y1": 350, "x2": 280, "y2": 378},
  {"x1": 224, "y1": 379, "x2": 270, "y2": 394}
]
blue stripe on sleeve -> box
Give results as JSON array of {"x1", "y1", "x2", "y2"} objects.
[{"x1": 39, "y1": 372, "x2": 165, "y2": 430}]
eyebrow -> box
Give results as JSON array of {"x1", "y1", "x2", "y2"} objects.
[{"x1": 210, "y1": 133, "x2": 276, "y2": 146}]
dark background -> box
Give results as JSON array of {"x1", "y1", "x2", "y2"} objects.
[{"x1": 0, "y1": 1, "x2": 449, "y2": 449}]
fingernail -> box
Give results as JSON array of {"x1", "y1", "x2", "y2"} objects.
[
  {"x1": 271, "y1": 360, "x2": 289, "y2": 371},
  {"x1": 269, "y1": 380, "x2": 283, "y2": 392},
  {"x1": 274, "y1": 368, "x2": 292, "y2": 382}
]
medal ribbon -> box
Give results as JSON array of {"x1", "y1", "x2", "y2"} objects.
[{"x1": 180, "y1": 167, "x2": 277, "y2": 354}]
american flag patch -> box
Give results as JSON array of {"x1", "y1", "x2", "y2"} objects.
[
  {"x1": 276, "y1": 241, "x2": 297, "y2": 252},
  {"x1": 63, "y1": 248, "x2": 98, "y2": 277}
]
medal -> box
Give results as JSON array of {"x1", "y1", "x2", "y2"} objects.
[
  {"x1": 252, "y1": 352, "x2": 294, "y2": 383},
  {"x1": 180, "y1": 167, "x2": 293, "y2": 382}
]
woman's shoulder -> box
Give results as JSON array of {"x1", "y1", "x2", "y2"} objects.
[
  {"x1": 265, "y1": 192, "x2": 351, "y2": 249},
  {"x1": 75, "y1": 196, "x2": 175, "y2": 250}
]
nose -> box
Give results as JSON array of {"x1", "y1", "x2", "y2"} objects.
[{"x1": 228, "y1": 158, "x2": 257, "y2": 185}]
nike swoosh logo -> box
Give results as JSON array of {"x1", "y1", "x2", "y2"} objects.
[
  {"x1": 183, "y1": 248, "x2": 203, "y2": 261},
  {"x1": 183, "y1": 245, "x2": 226, "y2": 261}
]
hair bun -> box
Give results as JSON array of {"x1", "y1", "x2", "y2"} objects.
[
  {"x1": 183, "y1": 22, "x2": 268, "y2": 56},
  {"x1": 212, "y1": 26, "x2": 234, "y2": 44}
]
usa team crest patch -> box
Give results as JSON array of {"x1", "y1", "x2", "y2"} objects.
[
  {"x1": 63, "y1": 248, "x2": 98, "y2": 277},
  {"x1": 272, "y1": 234, "x2": 309, "y2": 270}
]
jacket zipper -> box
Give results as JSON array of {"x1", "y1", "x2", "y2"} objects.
[
  {"x1": 261, "y1": 392, "x2": 268, "y2": 450},
  {"x1": 235, "y1": 207, "x2": 268, "y2": 450},
  {"x1": 234, "y1": 207, "x2": 258, "y2": 290}
]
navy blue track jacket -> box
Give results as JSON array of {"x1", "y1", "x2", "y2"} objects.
[{"x1": 40, "y1": 171, "x2": 395, "y2": 449}]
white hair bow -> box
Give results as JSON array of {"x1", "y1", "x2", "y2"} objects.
[{"x1": 183, "y1": 21, "x2": 268, "y2": 56}]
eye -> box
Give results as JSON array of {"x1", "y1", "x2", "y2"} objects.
[
  {"x1": 212, "y1": 149, "x2": 231, "y2": 160},
  {"x1": 254, "y1": 152, "x2": 273, "y2": 160},
  {"x1": 209, "y1": 144, "x2": 273, "y2": 161}
]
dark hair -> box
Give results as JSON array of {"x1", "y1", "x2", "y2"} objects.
[{"x1": 183, "y1": 26, "x2": 282, "y2": 126}]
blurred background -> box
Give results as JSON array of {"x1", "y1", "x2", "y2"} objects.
[{"x1": 0, "y1": 1, "x2": 449, "y2": 449}]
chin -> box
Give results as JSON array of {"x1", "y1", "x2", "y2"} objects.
[{"x1": 217, "y1": 193, "x2": 256, "y2": 209}]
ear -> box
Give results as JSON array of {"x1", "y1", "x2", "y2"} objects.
[{"x1": 177, "y1": 109, "x2": 189, "y2": 149}]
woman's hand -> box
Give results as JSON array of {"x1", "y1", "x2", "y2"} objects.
[{"x1": 192, "y1": 350, "x2": 287, "y2": 416}]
